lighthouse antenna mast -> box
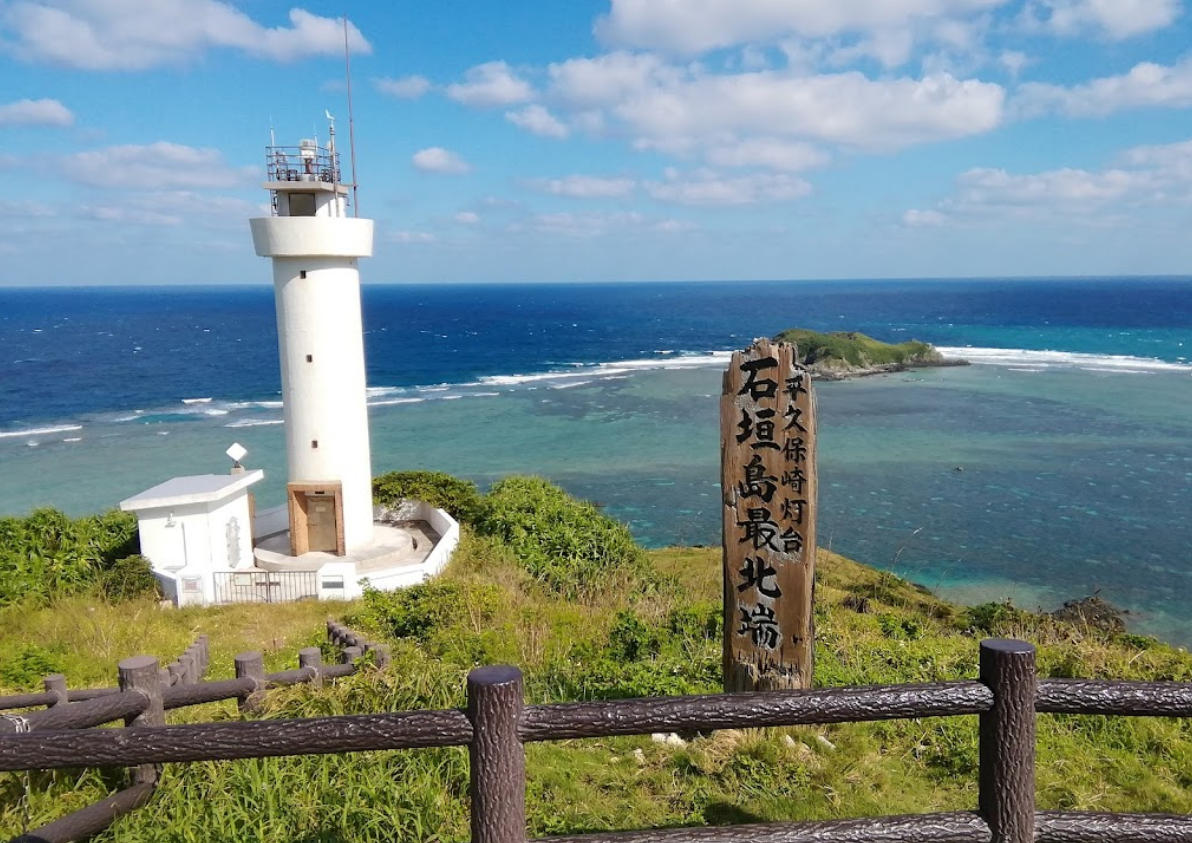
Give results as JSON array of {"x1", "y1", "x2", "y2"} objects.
[{"x1": 343, "y1": 14, "x2": 360, "y2": 217}]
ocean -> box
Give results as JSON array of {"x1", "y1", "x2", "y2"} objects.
[{"x1": 2, "y1": 278, "x2": 1191, "y2": 643}]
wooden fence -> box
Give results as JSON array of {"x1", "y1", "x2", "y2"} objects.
[
  {"x1": 0, "y1": 636, "x2": 214, "y2": 714},
  {"x1": 4, "y1": 637, "x2": 1192, "y2": 843},
  {"x1": 0, "y1": 623, "x2": 386, "y2": 843}
]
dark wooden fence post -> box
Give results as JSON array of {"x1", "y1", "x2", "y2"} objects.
[
  {"x1": 234, "y1": 651, "x2": 266, "y2": 714},
  {"x1": 196, "y1": 635, "x2": 210, "y2": 677},
  {"x1": 371, "y1": 644, "x2": 391, "y2": 669},
  {"x1": 179, "y1": 652, "x2": 196, "y2": 685},
  {"x1": 342, "y1": 645, "x2": 362, "y2": 665},
  {"x1": 118, "y1": 656, "x2": 164, "y2": 785},
  {"x1": 467, "y1": 666, "x2": 525, "y2": 843},
  {"x1": 43, "y1": 674, "x2": 67, "y2": 707},
  {"x1": 979, "y1": 639, "x2": 1036, "y2": 843},
  {"x1": 299, "y1": 647, "x2": 322, "y2": 689}
]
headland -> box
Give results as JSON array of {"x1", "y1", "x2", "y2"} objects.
[{"x1": 773, "y1": 327, "x2": 969, "y2": 380}]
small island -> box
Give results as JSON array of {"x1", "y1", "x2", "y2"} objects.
[{"x1": 772, "y1": 327, "x2": 968, "y2": 380}]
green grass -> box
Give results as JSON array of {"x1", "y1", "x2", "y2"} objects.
[
  {"x1": 3, "y1": 536, "x2": 1192, "y2": 841},
  {"x1": 771, "y1": 328, "x2": 942, "y2": 370}
]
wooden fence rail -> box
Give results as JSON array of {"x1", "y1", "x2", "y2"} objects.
[
  {"x1": 1, "y1": 624, "x2": 369, "y2": 843},
  {"x1": 6, "y1": 638, "x2": 1192, "y2": 843},
  {"x1": 0, "y1": 635, "x2": 213, "y2": 714}
]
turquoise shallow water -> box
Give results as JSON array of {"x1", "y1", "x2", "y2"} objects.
[
  {"x1": 2, "y1": 279, "x2": 1191, "y2": 643},
  {"x1": 3, "y1": 354, "x2": 1190, "y2": 643}
]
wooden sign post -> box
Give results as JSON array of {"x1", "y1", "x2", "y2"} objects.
[{"x1": 721, "y1": 338, "x2": 817, "y2": 692}]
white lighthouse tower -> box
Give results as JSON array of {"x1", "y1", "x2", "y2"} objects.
[{"x1": 249, "y1": 122, "x2": 375, "y2": 557}]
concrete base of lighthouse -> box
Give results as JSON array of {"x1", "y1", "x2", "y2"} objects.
[{"x1": 247, "y1": 502, "x2": 460, "y2": 600}]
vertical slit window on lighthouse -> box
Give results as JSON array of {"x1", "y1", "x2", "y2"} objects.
[
  {"x1": 299, "y1": 270, "x2": 307, "y2": 279},
  {"x1": 311, "y1": 440, "x2": 319, "y2": 449}
]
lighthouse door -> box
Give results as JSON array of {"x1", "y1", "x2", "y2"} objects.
[
  {"x1": 287, "y1": 482, "x2": 345, "y2": 557},
  {"x1": 307, "y1": 497, "x2": 337, "y2": 552}
]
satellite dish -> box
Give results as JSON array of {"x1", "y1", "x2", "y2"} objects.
[{"x1": 226, "y1": 442, "x2": 248, "y2": 464}]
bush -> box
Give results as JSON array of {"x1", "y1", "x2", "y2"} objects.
[
  {"x1": 99, "y1": 554, "x2": 161, "y2": 602},
  {"x1": 0, "y1": 508, "x2": 139, "y2": 606},
  {"x1": 0, "y1": 644, "x2": 66, "y2": 690},
  {"x1": 353, "y1": 580, "x2": 503, "y2": 642},
  {"x1": 373, "y1": 471, "x2": 483, "y2": 525},
  {"x1": 476, "y1": 476, "x2": 653, "y2": 598}
]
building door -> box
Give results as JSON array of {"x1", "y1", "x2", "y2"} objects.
[
  {"x1": 287, "y1": 482, "x2": 345, "y2": 556},
  {"x1": 306, "y1": 495, "x2": 338, "y2": 552}
]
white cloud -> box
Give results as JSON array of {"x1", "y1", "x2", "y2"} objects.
[
  {"x1": 655, "y1": 218, "x2": 696, "y2": 232},
  {"x1": 59, "y1": 142, "x2": 253, "y2": 189},
  {"x1": 1017, "y1": 58, "x2": 1192, "y2": 118},
  {"x1": 594, "y1": 0, "x2": 1008, "y2": 55},
  {"x1": 548, "y1": 52, "x2": 680, "y2": 108},
  {"x1": 704, "y1": 138, "x2": 829, "y2": 172},
  {"x1": 0, "y1": 2, "x2": 371, "y2": 70},
  {"x1": 375, "y1": 75, "x2": 431, "y2": 99},
  {"x1": 1021, "y1": 0, "x2": 1179, "y2": 39},
  {"x1": 999, "y1": 51, "x2": 1030, "y2": 77},
  {"x1": 524, "y1": 210, "x2": 645, "y2": 237},
  {"x1": 446, "y1": 61, "x2": 534, "y2": 107},
  {"x1": 0, "y1": 97, "x2": 74, "y2": 127},
  {"x1": 412, "y1": 147, "x2": 472, "y2": 175},
  {"x1": 614, "y1": 69, "x2": 1004, "y2": 150},
  {"x1": 527, "y1": 175, "x2": 637, "y2": 199},
  {"x1": 505, "y1": 104, "x2": 569, "y2": 139},
  {"x1": 902, "y1": 208, "x2": 948, "y2": 226},
  {"x1": 645, "y1": 169, "x2": 812, "y2": 206},
  {"x1": 454, "y1": 211, "x2": 480, "y2": 224},
  {"x1": 76, "y1": 190, "x2": 258, "y2": 227},
  {"x1": 908, "y1": 136, "x2": 1192, "y2": 225},
  {"x1": 390, "y1": 230, "x2": 437, "y2": 244},
  {"x1": 0, "y1": 199, "x2": 55, "y2": 217}
]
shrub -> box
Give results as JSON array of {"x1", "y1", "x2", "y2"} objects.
[
  {"x1": 0, "y1": 644, "x2": 66, "y2": 690},
  {"x1": 373, "y1": 471, "x2": 483, "y2": 525},
  {"x1": 0, "y1": 508, "x2": 139, "y2": 606},
  {"x1": 99, "y1": 554, "x2": 161, "y2": 602},
  {"x1": 353, "y1": 580, "x2": 503, "y2": 642},
  {"x1": 476, "y1": 476, "x2": 653, "y2": 598},
  {"x1": 608, "y1": 610, "x2": 659, "y2": 661},
  {"x1": 962, "y1": 600, "x2": 1030, "y2": 635}
]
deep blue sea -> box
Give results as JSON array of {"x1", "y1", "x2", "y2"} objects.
[{"x1": 2, "y1": 278, "x2": 1191, "y2": 642}]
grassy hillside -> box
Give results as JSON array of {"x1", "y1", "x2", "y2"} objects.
[
  {"x1": 3, "y1": 520, "x2": 1192, "y2": 841},
  {"x1": 772, "y1": 328, "x2": 949, "y2": 376}
]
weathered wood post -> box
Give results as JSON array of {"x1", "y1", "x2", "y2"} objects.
[
  {"x1": 979, "y1": 639, "x2": 1036, "y2": 843},
  {"x1": 196, "y1": 635, "x2": 210, "y2": 676},
  {"x1": 721, "y1": 338, "x2": 817, "y2": 692},
  {"x1": 298, "y1": 647, "x2": 322, "y2": 689},
  {"x1": 467, "y1": 666, "x2": 526, "y2": 843},
  {"x1": 118, "y1": 656, "x2": 164, "y2": 785},
  {"x1": 234, "y1": 651, "x2": 266, "y2": 714},
  {"x1": 43, "y1": 674, "x2": 67, "y2": 707},
  {"x1": 342, "y1": 645, "x2": 362, "y2": 665}
]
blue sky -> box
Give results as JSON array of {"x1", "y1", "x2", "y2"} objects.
[{"x1": 3, "y1": 0, "x2": 1192, "y2": 285}]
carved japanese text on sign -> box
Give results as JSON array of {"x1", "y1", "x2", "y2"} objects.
[{"x1": 722, "y1": 339, "x2": 817, "y2": 692}]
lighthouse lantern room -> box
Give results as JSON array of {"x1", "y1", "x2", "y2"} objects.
[{"x1": 249, "y1": 122, "x2": 375, "y2": 556}]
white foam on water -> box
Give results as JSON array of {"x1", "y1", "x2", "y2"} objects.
[
  {"x1": 181, "y1": 397, "x2": 212, "y2": 405},
  {"x1": 368, "y1": 397, "x2": 427, "y2": 407},
  {"x1": 937, "y1": 347, "x2": 1192, "y2": 374},
  {"x1": 225, "y1": 419, "x2": 285, "y2": 428},
  {"x1": 0, "y1": 424, "x2": 83, "y2": 440},
  {"x1": 550, "y1": 381, "x2": 592, "y2": 389}
]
